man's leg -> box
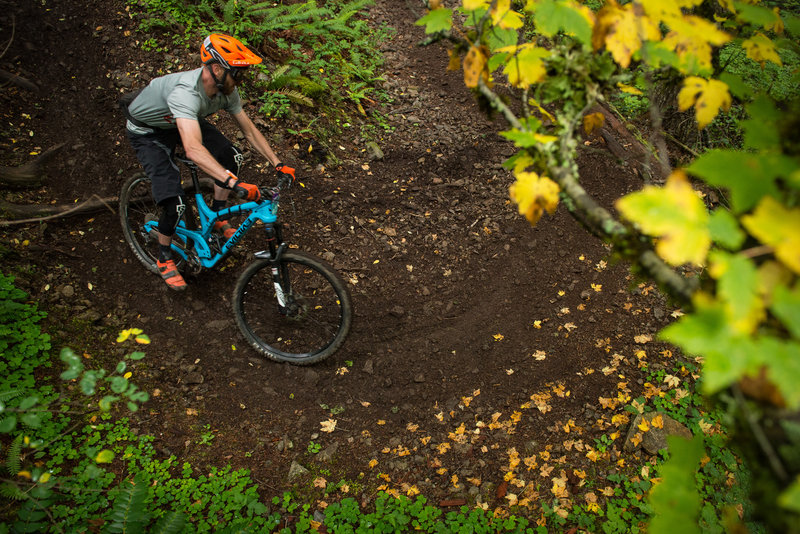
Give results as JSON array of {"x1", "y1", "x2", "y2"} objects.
[
  {"x1": 198, "y1": 120, "x2": 243, "y2": 238},
  {"x1": 127, "y1": 130, "x2": 187, "y2": 290}
]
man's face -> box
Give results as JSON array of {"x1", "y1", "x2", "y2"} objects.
[{"x1": 213, "y1": 64, "x2": 245, "y2": 95}]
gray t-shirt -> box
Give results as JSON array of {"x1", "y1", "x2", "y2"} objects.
[{"x1": 126, "y1": 67, "x2": 242, "y2": 134}]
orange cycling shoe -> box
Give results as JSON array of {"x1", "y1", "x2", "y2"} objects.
[
  {"x1": 213, "y1": 220, "x2": 236, "y2": 239},
  {"x1": 156, "y1": 259, "x2": 187, "y2": 291}
]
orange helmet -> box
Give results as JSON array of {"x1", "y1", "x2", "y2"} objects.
[{"x1": 201, "y1": 34, "x2": 262, "y2": 69}]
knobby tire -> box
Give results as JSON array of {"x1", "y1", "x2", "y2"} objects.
[{"x1": 233, "y1": 252, "x2": 353, "y2": 365}]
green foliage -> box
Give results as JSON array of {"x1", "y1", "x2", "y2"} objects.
[
  {"x1": 128, "y1": 0, "x2": 392, "y2": 139},
  {"x1": 320, "y1": 493, "x2": 531, "y2": 533},
  {"x1": 649, "y1": 436, "x2": 705, "y2": 534},
  {"x1": 0, "y1": 272, "x2": 51, "y2": 395}
]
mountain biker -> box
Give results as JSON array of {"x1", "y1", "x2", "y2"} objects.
[{"x1": 122, "y1": 33, "x2": 296, "y2": 291}]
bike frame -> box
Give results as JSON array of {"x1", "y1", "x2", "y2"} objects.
[{"x1": 141, "y1": 160, "x2": 280, "y2": 269}]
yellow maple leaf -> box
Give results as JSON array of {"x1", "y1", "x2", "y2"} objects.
[
  {"x1": 742, "y1": 196, "x2": 800, "y2": 275},
  {"x1": 463, "y1": 0, "x2": 490, "y2": 9},
  {"x1": 551, "y1": 477, "x2": 569, "y2": 498},
  {"x1": 743, "y1": 33, "x2": 782, "y2": 67},
  {"x1": 638, "y1": 419, "x2": 651, "y2": 432},
  {"x1": 592, "y1": 0, "x2": 661, "y2": 68},
  {"x1": 320, "y1": 419, "x2": 337, "y2": 433},
  {"x1": 368, "y1": 459, "x2": 378, "y2": 468},
  {"x1": 491, "y1": 0, "x2": 524, "y2": 29},
  {"x1": 677, "y1": 77, "x2": 731, "y2": 129},
  {"x1": 662, "y1": 15, "x2": 730, "y2": 73},
  {"x1": 583, "y1": 112, "x2": 605, "y2": 135},
  {"x1": 509, "y1": 171, "x2": 560, "y2": 225},
  {"x1": 616, "y1": 170, "x2": 711, "y2": 266},
  {"x1": 313, "y1": 477, "x2": 327, "y2": 488},
  {"x1": 501, "y1": 45, "x2": 549, "y2": 88},
  {"x1": 463, "y1": 45, "x2": 489, "y2": 88},
  {"x1": 651, "y1": 414, "x2": 664, "y2": 429}
]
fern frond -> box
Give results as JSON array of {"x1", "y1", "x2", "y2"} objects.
[
  {"x1": 5, "y1": 435, "x2": 23, "y2": 475},
  {"x1": 0, "y1": 481, "x2": 28, "y2": 501},
  {"x1": 222, "y1": 0, "x2": 239, "y2": 25},
  {"x1": 107, "y1": 472, "x2": 150, "y2": 533},
  {"x1": 151, "y1": 511, "x2": 186, "y2": 534},
  {"x1": 277, "y1": 89, "x2": 315, "y2": 107},
  {"x1": 0, "y1": 389, "x2": 23, "y2": 402}
]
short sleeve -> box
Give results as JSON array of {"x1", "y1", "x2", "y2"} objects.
[
  {"x1": 167, "y1": 85, "x2": 202, "y2": 121},
  {"x1": 225, "y1": 90, "x2": 243, "y2": 115}
]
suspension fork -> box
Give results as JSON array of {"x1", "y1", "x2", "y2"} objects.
[{"x1": 263, "y1": 224, "x2": 290, "y2": 311}]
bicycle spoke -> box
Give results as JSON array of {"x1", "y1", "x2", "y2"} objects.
[{"x1": 234, "y1": 252, "x2": 352, "y2": 364}]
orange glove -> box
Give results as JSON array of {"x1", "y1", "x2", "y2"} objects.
[
  {"x1": 233, "y1": 181, "x2": 262, "y2": 201},
  {"x1": 275, "y1": 163, "x2": 296, "y2": 182}
]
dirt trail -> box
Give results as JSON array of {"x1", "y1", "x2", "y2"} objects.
[{"x1": 1, "y1": 0, "x2": 675, "y2": 512}]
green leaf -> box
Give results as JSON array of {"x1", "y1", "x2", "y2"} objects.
[
  {"x1": 772, "y1": 284, "x2": 800, "y2": 339},
  {"x1": 785, "y1": 15, "x2": 800, "y2": 37},
  {"x1": 710, "y1": 251, "x2": 763, "y2": 334},
  {"x1": 415, "y1": 8, "x2": 453, "y2": 34},
  {"x1": 708, "y1": 208, "x2": 745, "y2": 250},
  {"x1": 95, "y1": 449, "x2": 115, "y2": 464},
  {"x1": 742, "y1": 96, "x2": 781, "y2": 151},
  {"x1": 758, "y1": 338, "x2": 800, "y2": 409},
  {"x1": 0, "y1": 416, "x2": 17, "y2": 433},
  {"x1": 718, "y1": 72, "x2": 752, "y2": 100},
  {"x1": 486, "y1": 27, "x2": 518, "y2": 52},
  {"x1": 780, "y1": 477, "x2": 800, "y2": 513},
  {"x1": 660, "y1": 303, "x2": 758, "y2": 394},
  {"x1": 80, "y1": 372, "x2": 97, "y2": 395},
  {"x1": 687, "y1": 150, "x2": 783, "y2": 213},
  {"x1": 99, "y1": 395, "x2": 119, "y2": 411},
  {"x1": 116, "y1": 361, "x2": 127, "y2": 374},
  {"x1": 642, "y1": 41, "x2": 681, "y2": 70},
  {"x1": 733, "y1": 1, "x2": 781, "y2": 27},
  {"x1": 109, "y1": 376, "x2": 129, "y2": 394},
  {"x1": 530, "y1": 0, "x2": 592, "y2": 46},
  {"x1": 648, "y1": 435, "x2": 705, "y2": 534},
  {"x1": 20, "y1": 413, "x2": 41, "y2": 429},
  {"x1": 128, "y1": 351, "x2": 146, "y2": 361},
  {"x1": 18, "y1": 396, "x2": 38, "y2": 411},
  {"x1": 59, "y1": 347, "x2": 83, "y2": 380}
]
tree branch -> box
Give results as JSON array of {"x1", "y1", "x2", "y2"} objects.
[{"x1": 0, "y1": 195, "x2": 117, "y2": 226}]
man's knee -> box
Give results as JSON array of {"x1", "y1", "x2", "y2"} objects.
[
  {"x1": 220, "y1": 144, "x2": 243, "y2": 176},
  {"x1": 158, "y1": 196, "x2": 186, "y2": 236}
]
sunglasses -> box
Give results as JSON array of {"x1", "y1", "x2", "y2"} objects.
[{"x1": 229, "y1": 67, "x2": 249, "y2": 82}]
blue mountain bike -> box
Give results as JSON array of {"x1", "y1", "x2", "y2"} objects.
[{"x1": 119, "y1": 154, "x2": 352, "y2": 365}]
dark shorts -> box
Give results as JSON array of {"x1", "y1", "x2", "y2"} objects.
[{"x1": 126, "y1": 120, "x2": 242, "y2": 205}]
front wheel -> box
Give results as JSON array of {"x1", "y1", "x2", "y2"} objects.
[{"x1": 233, "y1": 252, "x2": 353, "y2": 365}]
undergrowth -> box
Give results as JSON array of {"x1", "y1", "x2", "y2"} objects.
[
  {"x1": 127, "y1": 0, "x2": 394, "y2": 144},
  {"x1": 1, "y1": 271, "x2": 759, "y2": 532}
]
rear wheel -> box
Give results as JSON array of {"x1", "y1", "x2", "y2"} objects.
[
  {"x1": 233, "y1": 252, "x2": 353, "y2": 365},
  {"x1": 119, "y1": 173, "x2": 213, "y2": 273},
  {"x1": 119, "y1": 172, "x2": 163, "y2": 273}
]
